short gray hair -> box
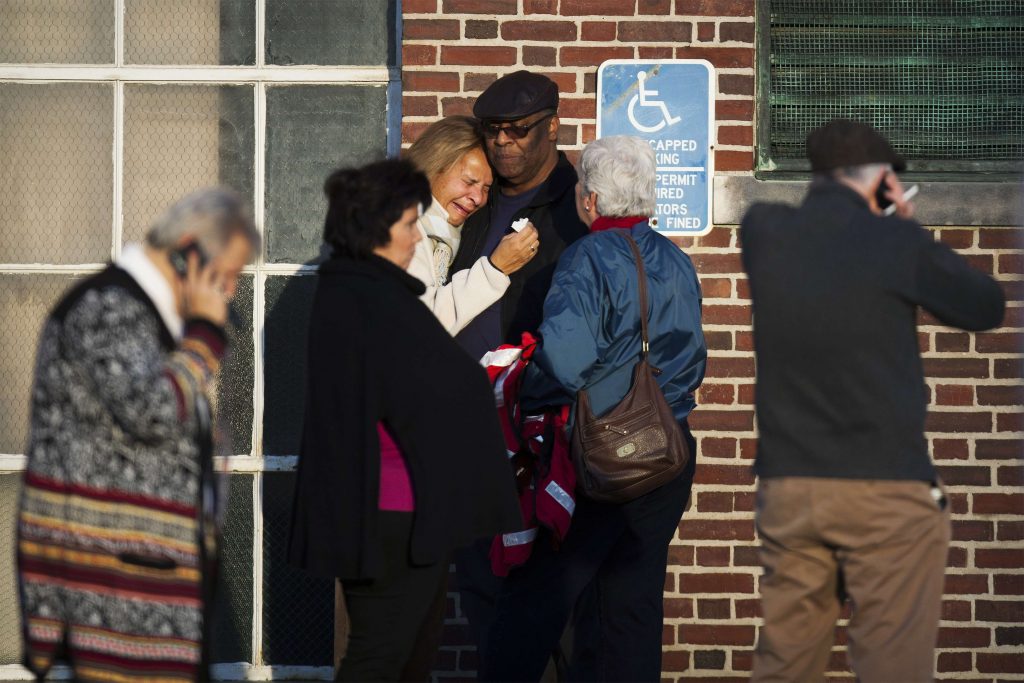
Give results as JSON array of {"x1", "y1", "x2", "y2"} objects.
[
  {"x1": 146, "y1": 187, "x2": 260, "y2": 257},
  {"x1": 578, "y1": 135, "x2": 656, "y2": 218},
  {"x1": 828, "y1": 162, "x2": 890, "y2": 186}
]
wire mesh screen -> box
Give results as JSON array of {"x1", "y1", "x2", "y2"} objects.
[
  {"x1": 0, "y1": 0, "x2": 114, "y2": 64},
  {"x1": 122, "y1": 84, "x2": 255, "y2": 246},
  {"x1": 0, "y1": 474, "x2": 23, "y2": 664},
  {"x1": 210, "y1": 474, "x2": 255, "y2": 663},
  {"x1": 0, "y1": 83, "x2": 113, "y2": 264},
  {"x1": 217, "y1": 275, "x2": 255, "y2": 456},
  {"x1": 763, "y1": 1, "x2": 1024, "y2": 172},
  {"x1": 262, "y1": 472, "x2": 334, "y2": 666},
  {"x1": 0, "y1": 274, "x2": 82, "y2": 454},
  {"x1": 265, "y1": 0, "x2": 396, "y2": 66},
  {"x1": 124, "y1": 0, "x2": 256, "y2": 65},
  {"x1": 264, "y1": 85, "x2": 388, "y2": 263},
  {"x1": 263, "y1": 274, "x2": 317, "y2": 456}
]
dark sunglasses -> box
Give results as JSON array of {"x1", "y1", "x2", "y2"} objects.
[{"x1": 482, "y1": 113, "x2": 554, "y2": 140}]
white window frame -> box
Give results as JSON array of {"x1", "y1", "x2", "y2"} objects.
[{"x1": 0, "y1": 1, "x2": 401, "y2": 678}]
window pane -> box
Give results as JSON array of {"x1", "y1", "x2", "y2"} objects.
[
  {"x1": 263, "y1": 274, "x2": 316, "y2": 456},
  {"x1": 219, "y1": 275, "x2": 254, "y2": 456},
  {"x1": 210, "y1": 474, "x2": 254, "y2": 664},
  {"x1": 762, "y1": 1, "x2": 1024, "y2": 172},
  {"x1": 264, "y1": 85, "x2": 387, "y2": 263},
  {"x1": 262, "y1": 472, "x2": 334, "y2": 665},
  {"x1": 0, "y1": 274, "x2": 82, "y2": 454},
  {"x1": 265, "y1": 0, "x2": 396, "y2": 66},
  {"x1": 125, "y1": 0, "x2": 256, "y2": 65},
  {"x1": 122, "y1": 84, "x2": 255, "y2": 246},
  {"x1": 0, "y1": 474, "x2": 22, "y2": 664},
  {"x1": 0, "y1": 83, "x2": 113, "y2": 264},
  {"x1": 0, "y1": 0, "x2": 113, "y2": 64}
]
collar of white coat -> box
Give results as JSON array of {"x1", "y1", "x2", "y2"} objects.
[
  {"x1": 116, "y1": 242, "x2": 185, "y2": 342},
  {"x1": 421, "y1": 197, "x2": 461, "y2": 248}
]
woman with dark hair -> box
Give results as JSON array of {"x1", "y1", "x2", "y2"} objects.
[{"x1": 288, "y1": 159, "x2": 521, "y2": 681}]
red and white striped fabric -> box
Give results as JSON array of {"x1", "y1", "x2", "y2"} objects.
[{"x1": 481, "y1": 334, "x2": 576, "y2": 577}]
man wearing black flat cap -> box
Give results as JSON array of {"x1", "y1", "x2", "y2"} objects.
[
  {"x1": 448, "y1": 69, "x2": 589, "y2": 675},
  {"x1": 741, "y1": 119, "x2": 1005, "y2": 682},
  {"x1": 450, "y1": 70, "x2": 588, "y2": 361}
]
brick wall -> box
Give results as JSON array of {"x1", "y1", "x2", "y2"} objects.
[{"x1": 400, "y1": 2, "x2": 1024, "y2": 680}]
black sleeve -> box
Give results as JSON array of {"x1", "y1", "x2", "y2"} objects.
[{"x1": 913, "y1": 229, "x2": 1006, "y2": 332}]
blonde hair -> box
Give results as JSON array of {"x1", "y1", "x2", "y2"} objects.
[{"x1": 404, "y1": 116, "x2": 486, "y2": 182}]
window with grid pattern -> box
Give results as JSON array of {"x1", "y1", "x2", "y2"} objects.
[
  {"x1": 0, "y1": 1, "x2": 398, "y2": 677},
  {"x1": 757, "y1": 0, "x2": 1024, "y2": 175}
]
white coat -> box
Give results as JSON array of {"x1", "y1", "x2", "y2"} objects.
[{"x1": 407, "y1": 197, "x2": 510, "y2": 336}]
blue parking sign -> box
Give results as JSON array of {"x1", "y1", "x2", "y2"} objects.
[{"x1": 598, "y1": 60, "x2": 715, "y2": 236}]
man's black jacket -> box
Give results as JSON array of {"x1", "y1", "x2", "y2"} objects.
[
  {"x1": 450, "y1": 151, "x2": 589, "y2": 343},
  {"x1": 741, "y1": 181, "x2": 1005, "y2": 482}
]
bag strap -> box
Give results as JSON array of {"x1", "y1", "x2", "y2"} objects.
[{"x1": 618, "y1": 231, "x2": 650, "y2": 361}]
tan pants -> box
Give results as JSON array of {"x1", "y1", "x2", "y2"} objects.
[{"x1": 752, "y1": 477, "x2": 950, "y2": 683}]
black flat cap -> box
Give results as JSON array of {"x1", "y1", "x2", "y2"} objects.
[
  {"x1": 473, "y1": 70, "x2": 559, "y2": 121},
  {"x1": 806, "y1": 119, "x2": 906, "y2": 172}
]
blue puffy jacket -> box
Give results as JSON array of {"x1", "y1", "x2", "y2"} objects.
[{"x1": 520, "y1": 220, "x2": 707, "y2": 422}]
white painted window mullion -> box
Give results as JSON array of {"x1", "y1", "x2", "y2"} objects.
[
  {"x1": 252, "y1": 471, "x2": 265, "y2": 666},
  {"x1": 114, "y1": 0, "x2": 125, "y2": 68},
  {"x1": 253, "y1": 82, "x2": 267, "y2": 462},
  {"x1": 256, "y1": 0, "x2": 266, "y2": 69},
  {"x1": 252, "y1": 0, "x2": 267, "y2": 657},
  {"x1": 0, "y1": 66, "x2": 391, "y2": 83},
  {"x1": 112, "y1": 0, "x2": 125, "y2": 258},
  {"x1": 112, "y1": 79, "x2": 124, "y2": 259}
]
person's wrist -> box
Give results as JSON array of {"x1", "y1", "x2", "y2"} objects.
[{"x1": 488, "y1": 255, "x2": 510, "y2": 275}]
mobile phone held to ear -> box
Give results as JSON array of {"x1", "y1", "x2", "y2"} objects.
[
  {"x1": 875, "y1": 177, "x2": 894, "y2": 212},
  {"x1": 169, "y1": 242, "x2": 209, "y2": 278},
  {"x1": 882, "y1": 184, "x2": 919, "y2": 217}
]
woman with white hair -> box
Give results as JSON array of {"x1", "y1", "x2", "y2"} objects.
[{"x1": 480, "y1": 135, "x2": 707, "y2": 681}]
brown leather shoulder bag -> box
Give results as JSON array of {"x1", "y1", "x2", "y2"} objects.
[{"x1": 570, "y1": 232, "x2": 690, "y2": 503}]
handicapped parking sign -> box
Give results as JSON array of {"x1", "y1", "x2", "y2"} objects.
[{"x1": 598, "y1": 60, "x2": 714, "y2": 236}]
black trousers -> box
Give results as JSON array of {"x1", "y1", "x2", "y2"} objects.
[
  {"x1": 453, "y1": 537, "x2": 505, "y2": 661},
  {"x1": 480, "y1": 445, "x2": 696, "y2": 682},
  {"x1": 337, "y1": 512, "x2": 448, "y2": 682}
]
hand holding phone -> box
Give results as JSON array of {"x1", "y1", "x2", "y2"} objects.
[
  {"x1": 875, "y1": 171, "x2": 917, "y2": 218},
  {"x1": 883, "y1": 184, "x2": 918, "y2": 216},
  {"x1": 174, "y1": 242, "x2": 230, "y2": 326},
  {"x1": 874, "y1": 176, "x2": 894, "y2": 212},
  {"x1": 169, "y1": 242, "x2": 209, "y2": 278}
]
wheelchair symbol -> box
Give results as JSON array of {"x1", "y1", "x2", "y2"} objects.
[{"x1": 627, "y1": 71, "x2": 681, "y2": 133}]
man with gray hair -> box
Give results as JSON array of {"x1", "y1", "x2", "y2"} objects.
[
  {"x1": 17, "y1": 188, "x2": 258, "y2": 682},
  {"x1": 741, "y1": 120, "x2": 1005, "y2": 681}
]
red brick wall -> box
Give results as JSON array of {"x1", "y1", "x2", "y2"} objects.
[
  {"x1": 401, "y1": 2, "x2": 1024, "y2": 680},
  {"x1": 402, "y1": 0, "x2": 755, "y2": 171}
]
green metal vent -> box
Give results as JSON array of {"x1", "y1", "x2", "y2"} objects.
[{"x1": 757, "y1": 0, "x2": 1024, "y2": 175}]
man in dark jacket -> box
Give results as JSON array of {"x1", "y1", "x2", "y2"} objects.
[
  {"x1": 448, "y1": 69, "x2": 589, "y2": 668},
  {"x1": 741, "y1": 120, "x2": 1005, "y2": 682},
  {"x1": 450, "y1": 70, "x2": 589, "y2": 361}
]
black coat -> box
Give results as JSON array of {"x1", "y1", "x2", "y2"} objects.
[
  {"x1": 450, "y1": 151, "x2": 589, "y2": 342},
  {"x1": 741, "y1": 181, "x2": 1005, "y2": 482},
  {"x1": 287, "y1": 255, "x2": 522, "y2": 580}
]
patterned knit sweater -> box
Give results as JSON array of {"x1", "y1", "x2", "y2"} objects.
[{"x1": 17, "y1": 265, "x2": 226, "y2": 682}]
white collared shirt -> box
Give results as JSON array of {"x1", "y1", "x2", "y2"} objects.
[{"x1": 116, "y1": 243, "x2": 184, "y2": 341}]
